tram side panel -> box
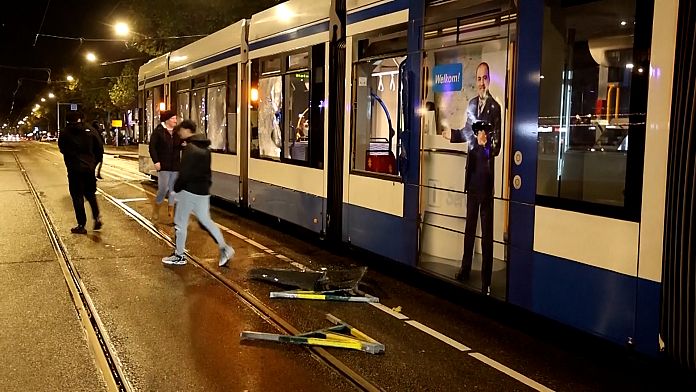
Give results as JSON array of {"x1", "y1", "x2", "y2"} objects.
[
  {"x1": 168, "y1": 21, "x2": 246, "y2": 204},
  {"x1": 246, "y1": 0, "x2": 331, "y2": 233},
  {"x1": 341, "y1": 0, "x2": 413, "y2": 265},
  {"x1": 507, "y1": 0, "x2": 674, "y2": 356},
  {"x1": 137, "y1": 54, "x2": 170, "y2": 177}
]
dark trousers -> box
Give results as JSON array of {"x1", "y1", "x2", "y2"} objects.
[
  {"x1": 461, "y1": 193, "x2": 494, "y2": 289},
  {"x1": 68, "y1": 171, "x2": 100, "y2": 226}
]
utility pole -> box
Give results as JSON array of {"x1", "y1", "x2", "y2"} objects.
[{"x1": 56, "y1": 102, "x2": 79, "y2": 137}]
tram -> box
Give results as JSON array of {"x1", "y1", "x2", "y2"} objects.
[{"x1": 137, "y1": 0, "x2": 681, "y2": 359}]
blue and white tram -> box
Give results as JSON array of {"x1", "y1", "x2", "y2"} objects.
[
  {"x1": 136, "y1": 0, "x2": 686, "y2": 360},
  {"x1": 137, "y1": 53, "x2": 168, "y2": 174}
]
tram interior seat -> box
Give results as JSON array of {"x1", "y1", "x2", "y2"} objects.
[
  {"x1": 291, "y1": 138, "x2": 309, "y2": 161},
  {"x1": 365, "y1": 138, "x2": 397, "y2": 175}
]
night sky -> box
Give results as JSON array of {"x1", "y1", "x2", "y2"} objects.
[{"x1": 0, "y1": 0, "x2": 130, "y2": 126}]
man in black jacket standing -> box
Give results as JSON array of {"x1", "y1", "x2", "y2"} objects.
[
  {"x1": 148, "y1": 109, "x2": 180, "y2": 220},
  {"x1": 161, "y1": 120, "x2": 234, "y2": 267},
  {"x1": 58, "y1": 111, "x2": 104, "y2": 234}
]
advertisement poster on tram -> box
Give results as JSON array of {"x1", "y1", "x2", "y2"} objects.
[{"x1": 419, "y1": 38, "x2": 510, "y2": 297}]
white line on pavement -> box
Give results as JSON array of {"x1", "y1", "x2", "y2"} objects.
[
  {"x1": 118, "y1": 198, "x2": 148, "y2": 203},
  {"x1": 468, "y1": 352, "x2": 555, "y2": 392},
  {"x1": 369, "y1": 303, "x2": 410, "y2": 320},
  {"x1": 406, "y1": 320, "x2": 472, "y2": 352}
]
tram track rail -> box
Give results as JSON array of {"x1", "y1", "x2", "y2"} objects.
[
  {"x1": 97, "y1": 188, "x2": 384, "y2": 392},
  {"x1": 13, "y1": 152, "x2": 133, "y2": 392}
]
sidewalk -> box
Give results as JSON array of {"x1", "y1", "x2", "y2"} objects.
[
  {"x1": 103, "y1": 144, "x2": 138, "y2": 160},
  {"x1": 0, "y1": 147, "x2": 105, "y2": 391}
]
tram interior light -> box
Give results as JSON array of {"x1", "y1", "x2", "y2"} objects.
[
  {"x1": 250, "y1": 88, "x2": 259, "y2": 102},
  {"x1": 159, "y1": 102, "x2": 166, "y2": 111}
]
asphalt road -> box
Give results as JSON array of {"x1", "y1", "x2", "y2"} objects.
[{"x1": 2, "y1": 140, "x2": 694, "y2": 391}]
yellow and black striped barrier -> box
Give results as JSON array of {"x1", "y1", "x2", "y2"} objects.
[
  {"x1": 269, "y1": 289, "x2": 380, "y2": 303},
  {"x1": 240, "y1": 313, "x2": 385, "y2": 354}
]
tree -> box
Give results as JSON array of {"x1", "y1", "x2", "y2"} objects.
[
  {"x1": 109, "y1": 63, "x2": 137, "y2": 111},
  {"x1": 122, "y1": 0, "x2": 282, "y2": 56}
]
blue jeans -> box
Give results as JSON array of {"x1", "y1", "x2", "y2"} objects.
[
  {"x1": 156, "y1": 171, "x2": 178, "y2": 205},
  {"x1": 173, "y1": 190, "x2": 228, "y2": 256}
]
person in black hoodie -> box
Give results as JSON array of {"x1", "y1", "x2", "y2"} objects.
[
  {"x1": 161, "y1": 120, "x2": 234, "y2": 267},
  {"x1": 58, "y1": 111, "x2": 104, "y2": 234},
  {"x1": 148, "y1": 109, "x2": 181, "y2": 220}
]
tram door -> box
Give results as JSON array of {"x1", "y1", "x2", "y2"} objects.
[{"x1": 417, "y1": 1, "x2": 517, "y2": 299}]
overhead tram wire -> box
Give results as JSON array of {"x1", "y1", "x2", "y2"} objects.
[
  {"x1": 33, "y1": 33, "x2": 210, "y2": 44},
  {"x1": 33, "y1": 0, "x2": 52, "y2": 47},
  {"x1": 0, "y1": 66, "x2": 52, "y2": 121}
]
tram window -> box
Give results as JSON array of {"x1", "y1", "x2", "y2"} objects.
[
  {"x1": 283, "y1": 71, "x2": 310, "y2": 161},
  {"x1": 535, "y1": 0, "x2": 649, "y2": 218},
  {"x1": 209, "y1": 69, "x2": 226, "y2": 84},
  {"x1": 193, "y1": 77, "x2": 207, "y2": 89},
  {"x1": 252, "y1": 45, "x2": 324, "y2": 167},
  {"x1": 288, "y1": 52, "x2": 309, "y2": 70},
  {"x1": 250, "y1": 64, "x2": 260, "y2": 158},
  {"x1": 177, "y1": 91, "x2": 189, "y2": 121},
  {"x1": 137, "y1": 93, "x2": 144, "y2": 143},
  {"x1": 257, "y1": 75, "x2": 283, "y2": 159},
  {"x1": 262, "y1": 58, "x2": 282, "y2": 75},
  {"x1": 145, "y1": 89, "x2": 154, "y2": 143},
  {"x1": 190, "y1": 89, "x2": 206, "y2": 135},
  {"x1": 176, "y1": 79, "x2": 190, "y2": 92},
  {"x1": 351, "y1": 56, "x2": 406, "y2": 177},
  {"x1": 207, "y1": 84, "x2": 227, "y2": 151},
  {"x1": 227, "y1": 65, "x2": 238, "y2": 154}
]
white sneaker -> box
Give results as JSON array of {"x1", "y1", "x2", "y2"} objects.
[
  {"x1": 162, "y1": 253, "x2": 186, "y2": 265},
  {"x1": 219, "y1": 245, "x2": 235, "y2": 267}
]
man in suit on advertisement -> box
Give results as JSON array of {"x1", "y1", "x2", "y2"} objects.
[{"x1": 443, "y1": 62, "x2": 501, "y2": 295}]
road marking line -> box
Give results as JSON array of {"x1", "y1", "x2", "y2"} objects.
[
  {"x1": 406, "y1": 320, "x2": 471, "y2": 351},
  {"x1": 468, "y1": 352, "x2": 555, "y2": 392},
  {"x1": 103, "y1": 164, "x2": 149, "y2": 181},
  {"x1": 369, "y1": 303, "x2": 410, "y2": 320},
  {"x1": 118, "y1": 197, "x2": 148, "y2": 203},
  {"x1": 245, "y1": 238, "x2": 269, "y2": 251}
]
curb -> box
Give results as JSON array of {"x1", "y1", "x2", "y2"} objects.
[{"x1": 104, "y1": 152, "x2": 139, "y2": 161}]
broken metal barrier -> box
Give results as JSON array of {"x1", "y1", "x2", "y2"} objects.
[
  {"x1": 270, "y1": 289, "x2": 379, "y2": 303},
  {"x1": 249, "y1": 266, "x2": 379, "y2": 303},
  {"x1": 240, "y1": 313, "x2": 385, "y2": 354},
  {"x1": 248, "y1": 266, "x2": 367, "y2": 291}
]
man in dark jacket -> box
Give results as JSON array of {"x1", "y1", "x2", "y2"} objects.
[
  {"x1": 148, "y1": 109, "x2": 180, "y2": 219},
  {"x1": 161, "y1": 120, "x2": 234, "y2": 267},
  {"x1": 58, "y1": 111, "x2": 104, "y2": 234}
]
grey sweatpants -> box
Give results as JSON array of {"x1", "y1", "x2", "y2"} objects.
[{"x1": 173, "y1": 190, "x2": 227, "y2": 256}]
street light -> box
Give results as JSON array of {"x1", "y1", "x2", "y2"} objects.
[
  {"x1": 86, "y1": 52, "x2": 97, "y2": 62},
  {"x1": 41, "y1": 98, "x2": 46, "y2": 102},
  {"x1": 114, "y1": 22, "x2": 130, "y2": 37},
  {"x1": 48, "y1": 93, "x2": 55, "y2": 99},
  {"x1": 66, "y1": 75, "x2": 75, "y2": 82}
]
